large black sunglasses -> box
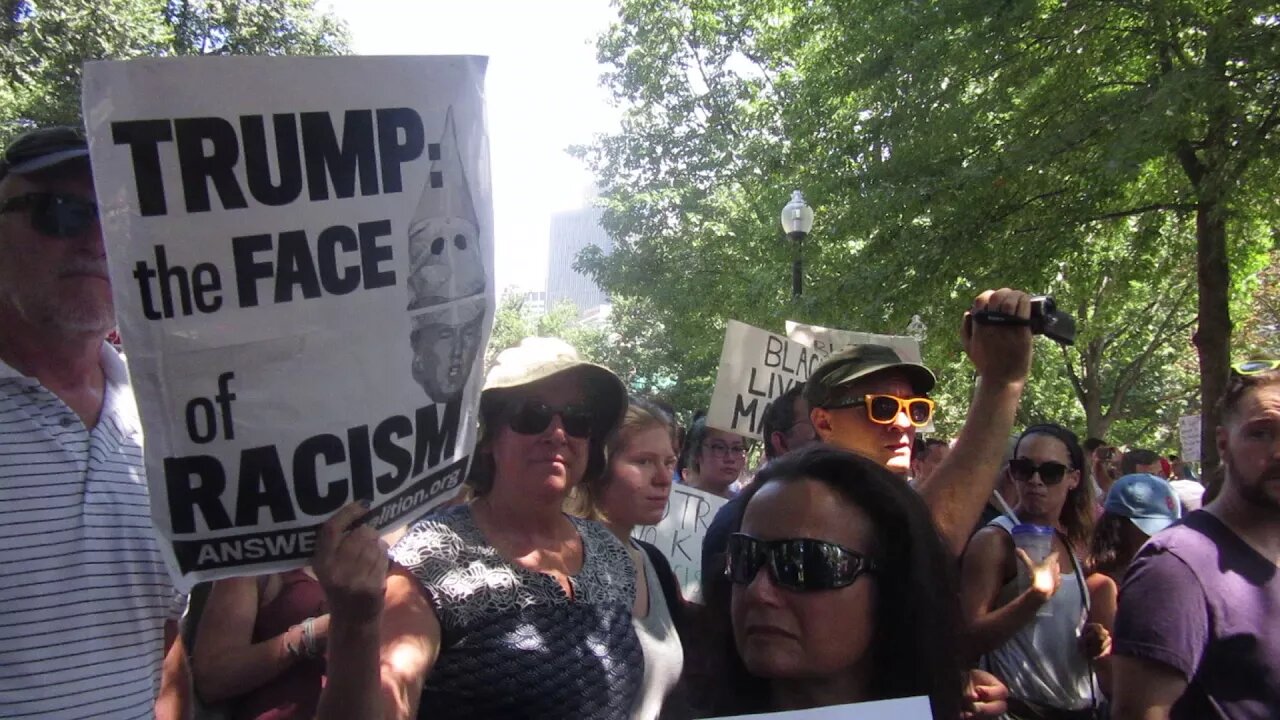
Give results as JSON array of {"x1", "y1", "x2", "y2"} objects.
[
  {"x1": 0, "y1": 192, "x2": 98, "y2": 238},
  {"x1": 505, "y1": 399, "x2": 594, "y2": 439},
  {"x1": 725, "y1": 533, "x2": 877, "y2": 592},
  {"x1": 1008, "y1": 457, "x2": 1072, "y2": 486}
]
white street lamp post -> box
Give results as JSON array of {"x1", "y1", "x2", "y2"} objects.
[{"x1": 781, "y1": 190, "x2": 814, "y2": 298}]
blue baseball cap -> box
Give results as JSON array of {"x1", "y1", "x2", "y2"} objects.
[{"x1": 1104, "y1": 473, "x2": 1181, "y2": 536}]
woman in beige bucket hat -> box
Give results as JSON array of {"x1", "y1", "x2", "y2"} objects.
[{"x1": 311, "y1": 337, "x2": 646, "y2": 720}]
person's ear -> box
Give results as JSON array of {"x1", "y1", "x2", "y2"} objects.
[{"x1": 769, "y1": 430, "x2": 788, "y2": 455}]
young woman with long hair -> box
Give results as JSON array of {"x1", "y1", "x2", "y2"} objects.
[
  {"x1": 960, "y1": 423, "x2": 1107, "y2": 719},
  {"x1": 568, "y1": 397, "x2": 689, "y2": 720}
]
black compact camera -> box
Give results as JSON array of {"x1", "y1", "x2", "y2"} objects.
[{"x1": 972, "y1": 295, "x2": 1076, "y2": 346}]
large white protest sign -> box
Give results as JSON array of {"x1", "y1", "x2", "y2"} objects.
[
  {"x1": 82, "y1": 56, "x2": 493, "y2": 587},
  {"x1": 707, "y1": 695, "x2": 931, "y2": 719},
  {"x1": 786, "y1": 321, "x2": 922, "y2": 364},
  {"x1": 1179, "y1": 415, "x2": 1202, "y2": 463},
  {"x1": 707, "y1": 321, "x2": 826, "y2": 439},
  {"x1": 633, "y1": 484, "x2": 728, "y2": 602}
]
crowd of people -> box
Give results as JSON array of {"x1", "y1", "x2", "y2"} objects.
[{"x1": 1, "y1": 124, "x2": 1277, "y2": 720}]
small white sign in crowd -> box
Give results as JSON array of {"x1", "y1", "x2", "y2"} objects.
[
  {"x1": 633, "y1": 484, "x2": 729, "y2": 602},
  {"x1": 1179, "y1": 414, "x2": 1202, "y2": 462}
]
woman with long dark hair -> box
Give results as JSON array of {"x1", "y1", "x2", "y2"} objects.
[
  {"x1": 960, "y1": 423, "x2": 1106, "y2": 719},
  {"x1": 699, "y1": 445, "x2": 967, "y2": 719}
]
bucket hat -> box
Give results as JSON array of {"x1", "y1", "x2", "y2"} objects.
[{"x1": 482, "y1": 337, "x2": 627, "y2": 438}]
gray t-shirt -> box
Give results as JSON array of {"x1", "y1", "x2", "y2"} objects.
[{"x1": 1114, "y1": 510, "x2": 1280, "y2": 719}]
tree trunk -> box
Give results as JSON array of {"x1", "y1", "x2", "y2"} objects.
[{"x1": 1194, "y1": 201, "x2": 1230, "y2": 470}]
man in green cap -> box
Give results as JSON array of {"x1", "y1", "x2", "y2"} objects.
[{"x1": 804, "y1": 288, "x2": 1035, "y2": 557}]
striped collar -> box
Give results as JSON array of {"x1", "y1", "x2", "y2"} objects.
[{"x1": 0, "y1": 342, "x2": 141, "y2": 436}]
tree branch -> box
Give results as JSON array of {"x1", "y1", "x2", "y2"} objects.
[
  {"x1": 1010, "y1": 202, "x2": 1197, "y2": 235},
  {"x1": 1063, "y1": 345, "x2": 1087, "y2": 402},
  {"x1": 1106, "y1": 283, "x2": 1198, "y2": 414}
]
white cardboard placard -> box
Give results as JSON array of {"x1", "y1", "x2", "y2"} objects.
[{"x1": 82, "y1": 56, "x2": 493, "y2": 587}]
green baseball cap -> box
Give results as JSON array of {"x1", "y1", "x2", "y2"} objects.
[{"x1": 804, "y1": 344, "x2": 936, "y2": 408}]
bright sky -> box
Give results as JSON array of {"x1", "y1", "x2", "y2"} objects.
[{"x1": 322, "y1": 0, "x2": 620, "y2": 294}]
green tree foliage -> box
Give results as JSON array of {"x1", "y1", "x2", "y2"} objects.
[
  {"x1": 1237, "y1": 249, "x2": 1280, "y2": 358},
  {"x1": 0, "y1": 0, "x2": 348, "y2": 141},
  {"x1": 579, "y1": 0, "x2": 1279, "y2": 457},
  {"x1": 486, "y1": 291, "x2": 611, "y2": 372}
]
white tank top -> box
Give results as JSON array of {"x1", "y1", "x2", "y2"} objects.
[
  {"x1": 630, "y1": 542, "x2": 684, "y2": 720},
  {"x1": 982, "y1": 516, "x2": 1097, "y2": 711}
]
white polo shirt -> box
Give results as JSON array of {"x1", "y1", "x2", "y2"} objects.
[{"x1": 0, "y1": 344, "x2": 183, "y2": 719}]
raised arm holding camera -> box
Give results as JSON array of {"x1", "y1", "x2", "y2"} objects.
[{"x1": 914, "y1": 288, "x2": 1038, "y2": 557}]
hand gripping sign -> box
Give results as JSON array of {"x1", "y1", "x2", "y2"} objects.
[{"x1": 82, "y1": 56, "x2": 493, "y2": 588}]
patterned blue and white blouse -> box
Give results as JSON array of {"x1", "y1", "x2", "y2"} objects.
[{"x1": 391, "y1": 504, "x2": 642, "y2": 720}]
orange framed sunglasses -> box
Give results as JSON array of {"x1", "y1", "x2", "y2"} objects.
[{"x1": 822, "y1": 394, "x2": 935, "y2": 427}]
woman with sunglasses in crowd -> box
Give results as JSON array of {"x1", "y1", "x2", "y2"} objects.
[
  {"x1": 680, "y1": 416, "x2": 749, "y2": 498},
  {"x1": 697, "y1": 445, "x2": 981, "y2": 719},
  {"x1": 310, "y1": 338, "x2": 642, "y2": 720},
  {"x1": 960, "y1": 423, "x2": 1107, "y2": 720},
  {"x1": 569, "y1": 397, "x2": 691, "y2": 720}
]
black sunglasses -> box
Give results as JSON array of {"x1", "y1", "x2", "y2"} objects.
[
  {"x1": 725, "y1": 533, "x2": 877, "y2": 592},
  {"x1": 506, "y1": 399, "x2": 594, "y2": 439},
  {"x1": 0, "y1": 192, "x2": 98, "y2": 238},
  {"x1": 1008, "y1": 457, "x2": 1072, "y2": 486}
]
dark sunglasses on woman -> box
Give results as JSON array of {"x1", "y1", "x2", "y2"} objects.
[
  {"x1": 725, "y1": 533, "x2": 877, "y2": 592},
  {"x1": 505, "y1": 399, "x2": 594, "y2": 439},
  {"x1": 1007, "y1": 457, "x2": 1071, "y2": 486},
  {"x1": 0, "y1": 192, "x2": 98, "y2": 238}
]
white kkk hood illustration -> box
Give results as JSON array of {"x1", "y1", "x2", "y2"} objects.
[
  {"x1": 406, "y1": 106, "x2": 487, "y2": 311},
  {"x1": 406, "y1": 106, "x2": 487, "y2": 401}
]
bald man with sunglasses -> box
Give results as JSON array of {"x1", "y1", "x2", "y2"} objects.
[
  {"x1": 0, "y1": 127, "x2": 191, "y2": 719},
  {"x1": 805, "y1": 289, "x2": 1034, "y2": 558}
]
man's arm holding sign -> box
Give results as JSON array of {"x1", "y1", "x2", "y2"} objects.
[
  {"x1": 914, "y1": 289, "x2": 1033, "y2": 557},
  {"x1": 314, "y1": 503, "x2": 438, "y2": 720}
]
